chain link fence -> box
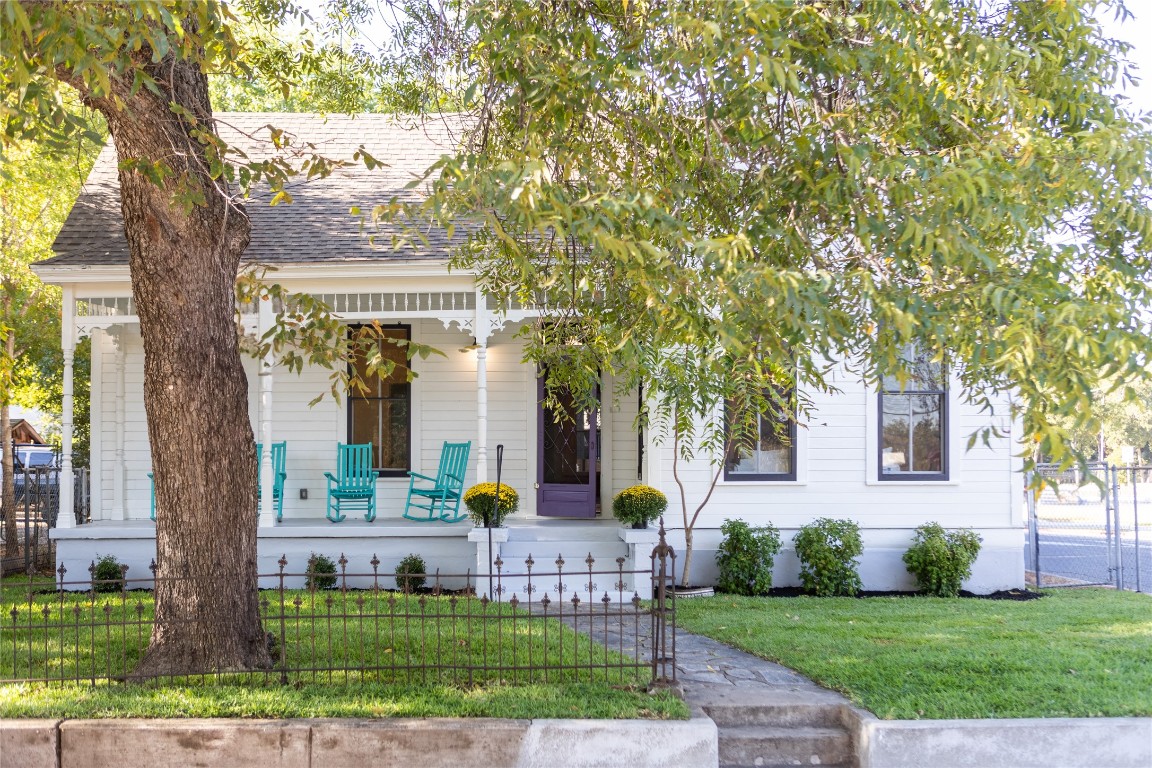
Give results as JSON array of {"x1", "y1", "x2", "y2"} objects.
[
  {"x1": 1, "y1": 467, "x2": 91, "y2": 576},
  {"x1": 1027, "y1": 464, "x2": 1150, "y2": 592}
]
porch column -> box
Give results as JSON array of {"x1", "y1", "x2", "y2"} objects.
[
  {"x1": 474, "y1": 289, "x2": 490, "y2": 483},
  {"x1": 111, "y1": 328, "x2": 127, "y2": 520},
  {"x1": 258, "y1": 300, "x2": 275, "y2": 528},
  {"x1": 57, "y1": 287, "x2": 76, "y2": 529}
]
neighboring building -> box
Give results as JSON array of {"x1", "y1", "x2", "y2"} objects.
[
  {"x1": 9, "y1": 418, "x2": 47, "y2": 446},
  {"x1": 33, "y1": 114, "x2": 1025, "y2": 595}
]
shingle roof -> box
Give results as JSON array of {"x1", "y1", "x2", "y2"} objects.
[{"x1": 45, "y1": 113, "x2": 472, "y2": 267}]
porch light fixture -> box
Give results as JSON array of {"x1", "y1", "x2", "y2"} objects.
[{"x1": 459, "y1": 337, "x2": 481, "y2": 353}]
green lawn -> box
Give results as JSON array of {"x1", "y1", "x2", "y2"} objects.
[
  {"x1": 0, "y1": 575, "x2": 688, "y2": 720},
  {"x1": 0, "y1": 681, "x2": 685, "y2": 719},
  {"x1": 674, "y1": 588, "x2": 1152, "y2": 720}
]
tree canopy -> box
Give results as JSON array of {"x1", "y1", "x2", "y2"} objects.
[{"x1": 374, "y1": 0, "x2": 1152, "y2": 475}]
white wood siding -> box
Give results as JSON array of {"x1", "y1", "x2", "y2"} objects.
[{"x1": 649, "y1": 364, "x2": 1020, "y2": 532}]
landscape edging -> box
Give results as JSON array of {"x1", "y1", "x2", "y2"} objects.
[
  {"x1": 845, "y1": 708, "x2": 1152, "y2": 768},
  {"x1": 0, "y1": 714, "x2": 718, "y2": 768}
]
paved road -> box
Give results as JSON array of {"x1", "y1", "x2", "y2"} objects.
[{"x1": 1025, "y1": 525, "x2": 1152, "y2": 592}]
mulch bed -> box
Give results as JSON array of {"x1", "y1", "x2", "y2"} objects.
[{"x1": 748, "y1": 586, "x2": 1044, "y2": 601}]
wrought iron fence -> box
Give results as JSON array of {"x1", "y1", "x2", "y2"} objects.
[
  {"x1": 1028, "y1": 464, "x2": 1150, "y2": 592},
  {"x1": 2, "y1": 532, "x2": 677, "y2": 689},
  {"x1": 1, "y1": 467, "x2": 91, "y2": 576}
]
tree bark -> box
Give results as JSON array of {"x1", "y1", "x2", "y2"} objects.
[
  {"x1": 70, "y1": 28, "x2": 268, "y2": 676},
  {"x1": 2, "y1": 342, "x2": 16, "y2": 560}
]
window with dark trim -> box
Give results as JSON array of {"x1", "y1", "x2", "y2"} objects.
[
  {"x1": 348, "y1": 325, "x2": 411, "y2": 476},
  {"x1": 878, "y1": 347, "x2": 947, "y2": 480},
  {"x1": 724, "y1": 387, "x2": 797, "y2": 481}
]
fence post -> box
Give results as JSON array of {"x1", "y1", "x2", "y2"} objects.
[
  {"x1": 1103, "y1": 464, "x2": 1115, "y2": 585},
  {"x1": 1112, "y1": 466, "x2": 1124, "y2": 589},
  {"x1": 648, "y1": 518, "x2": 677, "y2": 690},
  {"x1": 21, "y1": 468, "x2": 32, "y2": 573},
  {"x1": 1134, "y1": 468, "x2": 1142, "y2": 594},
  {"x1": 1027, "y1": 471, "x2": 1040, "y2": 588}
]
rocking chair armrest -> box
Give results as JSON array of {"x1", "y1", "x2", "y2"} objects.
[
  {"x1": 408, "y1": 471, "x2": 437, "y2": 484},
  {"x1": 443, "y1": 472, "x2": 463, "y2": 484},
  {"x1": 324, "y1": 472, "x2": 338, "y2": 486}
]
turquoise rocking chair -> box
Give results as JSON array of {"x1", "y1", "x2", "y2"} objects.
[
  {"x1": 257, "y1": 441, "x2": 288, "y2": 522},
  {"x1": 325, "y1": 443, "x2": 379, "y2": 522},
  {"x1": 403, "y1": 441, "x2": 471, "y2": 523}
]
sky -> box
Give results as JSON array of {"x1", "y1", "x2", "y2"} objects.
[
  {"x1": 1099, "y1": 3, "x2": 1152, "y2": 116},
  {"x1": 298, "y1": 1, "x2": 1152, "y2": 118}
]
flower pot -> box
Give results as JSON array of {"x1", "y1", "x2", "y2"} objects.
[{"x1": 632, "y1": 521, "x2": 648, "y2": 530}]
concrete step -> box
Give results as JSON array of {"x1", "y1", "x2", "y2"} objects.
[
  {"x1": 695, "y1": 686, "x2": 852, "y2": 728},
  {"x1": 718, "y1": 725, "x2": 852, "y2": 768},
  {"x1": 504, "y1": 521, "x2": 624, "y2": 543},
  {"x1": 483, "y1": 541, "x2": 633, "y2": 602},
  {"x1": 704, "y1": 699, "x2": 845, "y2": 728},
  {"x1": 498, "y1": 542, "x2": 629, "y2": 572}
]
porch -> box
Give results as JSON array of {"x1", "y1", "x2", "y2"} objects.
[{"x1": 51, "y1": 281, "x2": 647, "y2": 531}]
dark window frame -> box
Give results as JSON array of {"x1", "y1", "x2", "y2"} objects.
[
  {"x1": 877, "y1": 365, "x2": 949, "y2": 482},
  {"x1": 346, "y1": 323, "x2": 412, "y2": 478},
  {"x1": 723, "y1": 387, "x2": 798, "y2": 482}
]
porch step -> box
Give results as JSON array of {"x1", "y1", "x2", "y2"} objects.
[
  {"x1": 504, "y1": 521, "x2": 625, "y2": 543},
  {"x1": 487, "y1": 527, "x2": 638, "y2": 601},
  {"x1": 718, "y1": 725, "x2": 852, "y2": 768}
]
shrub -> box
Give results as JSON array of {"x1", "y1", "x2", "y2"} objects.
[
  {"x1": 306, "y1": 553, "x2": 338, "y2": 590},
  {"x1": 395, "y1": 553, "x2": 427, "y2": 593},
  {"x1": 793, "y1": 518, "x2": 863, "y2": 596},
  {"x1": 715, "y1": 519, "x2": 782, "y2": 596},
  {"x1": 903, "y1": 522, "x2": 983, "y2": 597},
  {"x1": 612, "y1": 485, "x2": 668, "y2": 527},
  {"x1": 463, "y1": 483, "x2": 519, "y2": 527},
  {"x1": 91, "y1": 554, "x2": 126, "y2": 593}
]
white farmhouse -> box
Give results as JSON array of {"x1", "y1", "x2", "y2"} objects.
[{"x1": 34, "y1": 114, "x2": 1025, "y2": 596}]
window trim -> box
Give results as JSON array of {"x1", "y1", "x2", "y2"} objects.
[
  {"x1": 722, "y1": 388, "x2": 799, "y2": 483},
  {"x1": 346, "y1": 323, "x2": 412, "y2": 478},
  {"x1": 876, "y1": 382, "x2": 949, "y2": 483}
]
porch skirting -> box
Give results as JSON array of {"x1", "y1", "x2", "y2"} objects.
[{"x1": 49, "y1": 521, "x2": 655, "y2": 600}]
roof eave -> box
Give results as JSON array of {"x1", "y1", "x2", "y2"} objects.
[{"x1": 32, "y1": 258, "x2": 468, "y2": 286}]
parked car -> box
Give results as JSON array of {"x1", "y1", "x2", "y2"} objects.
[{"x1": 2, "y1": 444, "x2": 61, "y2": 524}]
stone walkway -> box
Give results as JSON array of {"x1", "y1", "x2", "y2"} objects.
[
  {"x1": 672, "y1": 627, "x2": 829, "y2": 691},
  {"x1": 543, "y1": 604, "x2": 851, "y2": 706}
]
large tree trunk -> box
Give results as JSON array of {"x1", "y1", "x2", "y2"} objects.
[
  {"x1": 2, "y1": 398, "x2": 16, "y2": 560},
  {"x1": 77, "y1": 33, "x2": 267, "y2": 676},
  {"x1": 2, "y1": 313, "x2": 17, "y2": 560}
]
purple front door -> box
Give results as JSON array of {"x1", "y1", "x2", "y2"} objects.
[{"x1": 537, "y1": 377, "x2": 599, "y2": 518}]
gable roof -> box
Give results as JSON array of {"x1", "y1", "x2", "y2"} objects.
[
  {"x1": 45, "y1": 113, "x2": 470, "y2": 268},
  {"x1": 10, "y1": 419, "x2": 47, "y2": 445}
]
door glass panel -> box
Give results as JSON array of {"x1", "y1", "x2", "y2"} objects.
[{"x1": 543, "y1": 388, "x2": 591, "y2": 485}]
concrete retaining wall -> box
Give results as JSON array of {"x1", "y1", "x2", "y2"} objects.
[
  {"x1": 852, "y1": 713, "x2": 1152, "y2": 768},
  {"x1": 0, "y1": 716, "x2": 717, "y2": 768}
]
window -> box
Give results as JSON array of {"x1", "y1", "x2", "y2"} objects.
[
  {"x1": 724, "y1": 387, "x2": 797, "y2": 481},
  {"x1": 348, "y1": 326, "x2": 410, "y2": 476},
  {"x1": 878, "y1": 347, "x2": 947, "y2": 480}
]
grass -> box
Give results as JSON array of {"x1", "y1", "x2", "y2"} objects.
[
  {"x1": 0, "y1": 681, "x2": 685, "y2": 720},
  {"x1": 0, "y1": 575, "x2": 688, "y2": 721},
  {"x1": 674, "y1": 588, "x2": 1152, "y2": 720}
]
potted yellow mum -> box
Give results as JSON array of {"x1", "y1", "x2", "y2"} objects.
[
  {"x1": 612, "y1": 484, "x2": 668, "y2": 529},
  {"x1": 463, "y1": 482, "x2": 519, "y2": 527}
]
